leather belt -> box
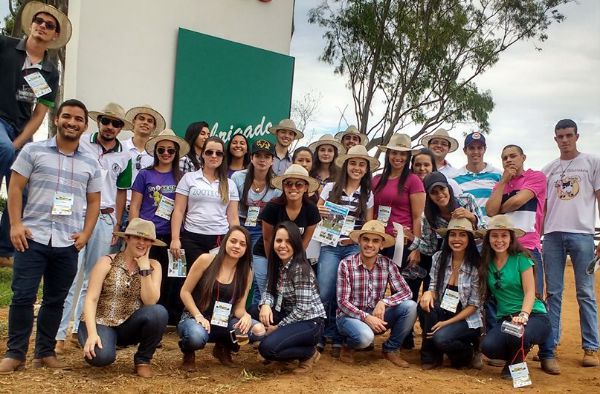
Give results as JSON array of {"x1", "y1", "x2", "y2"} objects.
[{"x1": 100, "y1": 208, "x2": 115, "y2": 214}]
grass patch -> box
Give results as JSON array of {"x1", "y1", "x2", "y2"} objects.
[{"x1": 0, "y1": 267, "x2": 12, "y2": 308}]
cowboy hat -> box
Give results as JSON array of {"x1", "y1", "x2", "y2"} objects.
[
  {"x1": 419, "y1": 128, "x2": 459, "y2": 153},
  {"x1": 349, "y1": 220, "x2": 395, "y2": 248},
  {"x1": 21, "y1": 1, "x2": 72, "y2": 49},
  {"x1": 145, "y1": 129, "x2": 190, "y2": 157},
  {"x1": 378, "y1": 133, "x2": 420, "y2": 153},
  {"x1": 89, "y1": 102, "x2": 133, "y2": 130},
  {"x1": 308, "y1": 134, "x2": 346, "y2": 154},
  {"x1": 126, "y1": 105, "x2": 166, "y2": 135},
  {"x1": 113, "y1": 218, "x2": 167, "y2": 246},
  {"x1": 268, "y1": 119, "x2": 304, "y2": 140},
  {"x1": 335, "y1": 144, "x2": 380, "y2": 170},
  {"x1": 271, "y1": 164, "x2": 320, "y2": 194},
  {"x1": 479, "y1": 215, "x2": 526, "y2": 238},
  {"x1": 435, "y1": 217, "x2": 479, "y2": 238},
  {"x1": 334, "y1": 125, "x2": 369, "y2": 146}
]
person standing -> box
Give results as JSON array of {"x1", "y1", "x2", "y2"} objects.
[
  {"x1": 180, "y1": 121, "x2": 210, "y2": 174},
  {"x1": 226, "y1": 133, "x2": 250, "y2": 177},
  {"x1": 308, "y1": 134, "x2": 345, "y2": 189},
  {"x1": 269, "y1": 119, "x2": 303, "y2": 176},
  {"x1": 419, "y1": 129, "x2": 461, "y2": 179},
  {"x1": 0, "y1": 99, "x2": 101, "y2": 373},
  {"x1": 334, "y1": 125, "x2": 369, "y2": 151}
]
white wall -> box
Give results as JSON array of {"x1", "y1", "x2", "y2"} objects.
[{"x1": 63, "y1": 0, "x2": 294, "y2": 131}]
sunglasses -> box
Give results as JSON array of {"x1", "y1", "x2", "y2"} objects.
[
  {"x1": 135, "y1": 154, "x2": 142, "y2": 170},
  {"x1": 32, "y1": 16, "x2": 57, "y2": 30},
  {"x1": 493, "y1": 271, "x2": 502, "y2": 290},
  {"x1": 204, "y1": 149, "x2": 224, "y2": 157},
  {"x1": 157, "y1": 147, "x2": 177, "y2": 155},
  {"x1": 283, "y1": 180, "x2": 307, "y2": 189},
  {"x1": 99, "y1": 117, "x2": 125, "y2": 129}
]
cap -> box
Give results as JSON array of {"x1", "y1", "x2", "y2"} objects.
[
  {"x1": 423, "y1": 171, "x2": 450, "y2": 194},
  {"x1": 464, "y1": 132, "x2": 486, "y2": 147},
  {"x1": 251, "y1": 139, "x2": 275, "y2": 156}
]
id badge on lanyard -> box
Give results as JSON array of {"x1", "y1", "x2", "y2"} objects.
[
  {"x1": 440, "y1": 288, "x2": 460, "y2": 313},
  {"x1": 24, "y1": 71, "x2": 52, "y2": 98},
  {"x1": 52, "y1": 192, "x2": 74, "y2": 216},
  {"x1": 378, "y1": 205, "x2": 392, "y2": 226},
  {"x1": 211, "y1": 301, "x2": 232, "y2": 327},
  {"x1": 155, "y1": 195, "x2": 175, "y2": 220},
  {"x1": 244, "y1": 206, "x2": 260, "y2": 227},
  {"x1": 509, "y1": 362, "x2": 532, "y2": 388}
]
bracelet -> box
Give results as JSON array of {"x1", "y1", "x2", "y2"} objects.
[
  {"x1": 518, "y1": 311, "x2": 529, "y2": 320},
  {"x1": 138, "y1": 268, "x2": 153, "y2": 277}
]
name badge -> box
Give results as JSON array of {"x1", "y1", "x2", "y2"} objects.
[
  {"x1": 52, "y1": 191, "x2": 74, "y2": 216},
  {"x1": 167, "y1": 249, "x2": 187, "y2": 278},
  {"x1": 244, "y1": 206, "x2": 260, "y2": 227},
  {"x1": 23, "y1": 72, "x2": 52, "y2": 98},
  {"x1": 341, "y1": 216, "x2": 356, "y2": 237},
  {"x1": 440, "y1": 288, "x2": 460, "y2": 313},
  {"x1": 211, "y1": 301, "x2": 232, "y2": 327},
  {"x1": 509, "y1": 362, "x2": 532, "y2": 388},
  {"x1": 377, "y1": 205, "x2": 392, "y2": 226},
  {"x1": 155, "y1": 194, "x2": 175, "y2": 220},
  {"x1": 275, "y1": 293, "x2": 283, "y2": 312}
]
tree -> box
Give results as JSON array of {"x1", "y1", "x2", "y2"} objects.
[
  {"x1": 290, "y1": 89, "x2": 323, "y2": 149},
  {"x1": 309, "y1": 0, "x2": 573, "y2": 148}
]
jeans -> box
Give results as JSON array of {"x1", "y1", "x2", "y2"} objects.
[
  {"x1": 151, "y1": 234, "x2": 178, "y2": 325},
  {"x1": 0, "y1": 118, "x2": 16, "y2": 258},
  {"x1": 540, "y1": 232, "x2": 599, "y2": 358},
  {"x1": 57, "y1": 213, "x2": 114, "y2": 339},
  {"x1": 418, "y1": 304, "x2": 480, "y2": 367},
  {"x1": 251, "y1": 254, "x2": 269, "y2": 305},
  {"x1": 78, "y1": 305, "x2": 168, "y2": 366},
  {"x1": 529, "y1": 247, "x2": 545, "y2": 296},
  {"x1": 317, "y1": 244, "x2": 359, "y2": 345},
  {"x1": 336, "y1": 300, "x2": 417, "y2": 352},
  {"x1": 5, "y1": 240, "x2": 79, "y2": 361},
  {"x1": 259, "y1": 318, "x2": 324, "y2": 362},
  {"x1": 177, "y1": 314, "x2": 263, "y2": 352},
  {"x1": 481, "y1": 313, "x2": 551, "y2": 363}
]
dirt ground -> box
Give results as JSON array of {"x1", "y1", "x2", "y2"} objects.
[{"x1": 0, "y1": 265, "x2": 598, "y2": 393}]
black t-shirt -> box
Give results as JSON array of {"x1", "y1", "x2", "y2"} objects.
[{"x1": 253, "y1": 200, "x2": 321, "y2": 257}]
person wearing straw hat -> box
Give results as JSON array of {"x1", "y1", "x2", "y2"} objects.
[
  {"x1": 56, "y1": 102, "x2": 134, "y2": 349},
  {"x1": 269, "y1": 119, "x2": 303, "y2": 176},
  {"x1": 315, "y1": 144, "x2": 378, "y2": 357},
  {"x1": 0, "y1": 1, "x2": 72, "y2": 267},
  {"x1": 334, "y1": 125, "x2": 369, "y2": 151},
  {"x1": 478, "y1": 215, "x2": 551, "y2": 379},
  {"x1": 77, "y1": 218, "x2": 168, "y2": 378},
  {"x1": 336, "y1": 220, "x2": 416, "y2": 367},
  {"x1": 128, "y1": 129, "x2": 188, "y2": 325},
  {"x1": 250, "y1": 164, "x2": 321, "y2": 303},
  {"x1": 418, "y1": 218, "x2": 482, "y2": 370},
  {"x1": 419, "y1": 129, "x2": 460, "y2": 178},
  {"x1": 308, "y1": 134, "x2": 346, "y2": 190}
]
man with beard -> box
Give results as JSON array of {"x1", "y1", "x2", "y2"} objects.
[
  {"x1": 0, "y1": 99, "x2": 101, "y2": 373},
  {"x1": 55, "y1": 102, "x2": 133, "y2": 352},
  {"x1": 269, "y1": 119, "x2": 303, "y2": 175}
]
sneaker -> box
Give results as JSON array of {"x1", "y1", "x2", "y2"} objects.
[
  {"x1": 582, "y1": 350, "x2": 599, "y2": 367},
  {"x1": 293, "y1": 350, "x2": 321, "y2": 374},
  {"x1": 541, "y1": 358, "x2": 561, "y2": 375},
  {"x1": 382, "y1": 351, "x2": 409, "y2": 368}
]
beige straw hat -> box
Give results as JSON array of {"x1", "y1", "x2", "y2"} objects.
[
  {"x1": 271, "y1": 164, "x2": 320, "y2": 194},
  {"x1": 145, "y1": 129, "x2": 190, "y2": 157},
  {"x1": 378, "y1": 133, "x2": 420, "y2": 153},
  {"x1": 126, "y1": 105, "x2": 166, "y2": 135},
  {"x1": 479, "y1": 215, "x2": 526, "y2": 237},
  {"x1": 334, "y1": 125, "x2": 369, "y2": 146},
  {"x1": 435, "y1": 217, "x2": 479, "y2": 238},
  {"x1": 308, "y1": 134, "x2": 346, "y2": 154},
  {"x1": 349, "y1": 220, "x2": 395, "y2": 248},
  {"x1": 268, "y1": 119, "x2": 304, "y2": 140},
  {"x1": 335, "y1": 144, "x2": 380, "y2": 170},
  {"x1": 89, "y1": 103, "x2": 133, "y2": 130},
  {"x1": 21, "y1": 1, "x2": 72, "y2": 49},
  {"x1": 419, "y1": 128, "x2": 459, "y2": 153},
  {"x1": 113, "y1": 218, "x2": 167, "y2": 246}
]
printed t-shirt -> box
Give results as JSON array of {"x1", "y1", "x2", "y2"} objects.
[{"x1": 131, "y1": 168, "x2": 177, "y2": 235}]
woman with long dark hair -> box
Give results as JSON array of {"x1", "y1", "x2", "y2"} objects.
[
  {"x1": 258, "y1": 221, "x2": 325, "y2": 373},
  {"x1": 180, "y1": 121, "x2": 210, "y2": 173},
  {"x1": 418, "y1": 218, "x2": 482, "y2": 370},
  {"x1": 292, "y1": 147, "x2": 319, "y2": 204},
  {"x1": 226, "y1": 133, "x2": 250, "y2": 177},
  {"x1": 308, "y1": 134, "x2": 345, "y2": 190},
  {"x1": 178, "y1": 226, "x2": 265, "y2": 370}
]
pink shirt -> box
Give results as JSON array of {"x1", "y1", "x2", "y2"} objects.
[{"x1": 372, "y1": 173, "x2": 425, "y2": 235}]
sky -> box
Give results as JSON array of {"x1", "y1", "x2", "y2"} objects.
[{"x1": 290, "y1": 0, "x2": 600, "y2": 171}]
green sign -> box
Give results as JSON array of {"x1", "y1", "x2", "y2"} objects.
[{"x1": 172, "y1": 28, "x2": 295, "y2": 144}]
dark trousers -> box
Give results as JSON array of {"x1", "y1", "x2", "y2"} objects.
[
  {"x1": 78, "y1": 305, "x2": 168, "y2": 366},
  {"x1": 5, "y1": 240, "x2": 79, "y2": 360},
  {"x1": 151, "y1": 234, "x2": 179, "y2": 325},
  {"x1": 481, "y1": 313, "x2": 551, "y2": 363},
  {"x1": 418, "y1": 304, "x2": 480, "y2": 367}
]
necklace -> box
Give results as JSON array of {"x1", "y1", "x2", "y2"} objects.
[
  {"x1": 559, "y1": 158, "x2": 575, "y2": 181},
  {"x1": 252, "y1": 180, "x2": 266, "y2": 193}
]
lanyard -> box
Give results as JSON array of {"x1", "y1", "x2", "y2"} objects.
[{"x1": 55, "y1": 152, "x2": 75, "y2": 193}]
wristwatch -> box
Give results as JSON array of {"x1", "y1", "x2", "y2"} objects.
[{"x1": 139, "y1": 268, "x2": 154, "y2": 277}]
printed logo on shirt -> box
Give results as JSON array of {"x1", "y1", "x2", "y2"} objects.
[
  {"x1": 554, "y1": 176, "x2": 580, "y2": 200},
  {"x1": 112, "y1": 163, "x2": 122, "y2": 174},
  {"x1": 148, "y1": 185, "x2": 176, "y2": 206},
  {"x1": 189, "y1": 188, "x2": 221, "y2": 199}
]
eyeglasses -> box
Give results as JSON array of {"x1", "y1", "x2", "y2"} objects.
[
  {"x1": 135, "y1": 154, "x2": 142, "y2": 170},
  {"x1": 32, "y1": 16, "x2": 57, "y2": 31},
  {"x1": 157, "y1": 147, "x2": 177, "y2": 155},
  {"x1": 204, "y1": 149, "x2": 224, "y2": 157},
  {"x1": 99, "y1": 117, "x2": 125, "y2": 129},
  {"x1": 283, "y1": 180, "x2": 307, "y2": 189},
  {"x1": 493, "y1": 271, "x2": 502, "y2": 289}
]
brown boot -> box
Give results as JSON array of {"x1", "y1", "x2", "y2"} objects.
[
  {"x1": 0, "y1": 358, "x2": 24, "y2": 374},
  {"x1": 339, "y1": 346, "x2": 355, "y2": 364},
  {"x1": 293, "y1": 350, "x2": 321, "y2": 374},
  {"x1": 212, "y1": 343, "x2": 234, "y2": 367},
  {"x1": 583, "y1": 350, "x2": 599, "y2": 367},
  {"x1": 383, "y1": 351, "x2": 409, "y2": 368},
  {"x1": 181, "y1": 352, "x2": 196, "y2": 371},
  {"x1": 135, "y1": 363, "x2": 152, "y2": 378},
  {"x1": 55, "y1": 340, "x2": 65, "y2": 355},
  {"x1": 541, "y1": 358, "x2": 561, "y2": 375},
  {"x1": 31, "y1": 356, "x2": 70, "y2": 370}
]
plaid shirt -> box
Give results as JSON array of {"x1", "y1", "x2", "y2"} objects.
[
  {"x1": 428, "y1": 251, "x2": 483, "y2": 329},
  {"x1": 179, "y1": 155, "x2": 202, "y2": 174},
  {"x1": 336, "y1": 253, "x2": 412, "y2": 320},
  {"x1": 260, "y1": 260, "x2": 325, "y2": 326}
]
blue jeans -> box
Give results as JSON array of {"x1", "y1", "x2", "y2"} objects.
[
  {"x1": 0, "y1": 118, "x2": 16, "y2": 258},
  {"x1": 317, "y1": 244, "x2": 359, "y2": 345},
  {"x1": 5, "y1": 240, "x2": 79, "y2": 361},
  {"x1": 251, "y1": 254, "x2": 269, "y2": 305},
  {"x1": 529, "y1": 247, "x2": 545, "y2": 296},
  {"x1": 177, "y1": 314, "x2": 263, "y2": 352},
  {"x1": 57, "y1": 213, "x2": 114, "y2": 339},
  {"x1": 539, "y1": 232, "x2": 598, "y2": 358},
  {"x1": 78, "y1": 305, "x2": 168, "y2": 366},
  {"x1": 336, "y1": 300, "x2": 417, "y2": 352},
  {"x1": 259, "y1": 318, "x2": 324, "y2": 362}
]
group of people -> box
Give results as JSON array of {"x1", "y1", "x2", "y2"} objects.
[{"x1": 0, "y1": 1, "x2": 598, "y2": 386}]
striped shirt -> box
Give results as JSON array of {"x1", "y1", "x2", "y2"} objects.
[
  {"x1": 453, "y1": 164, "x2": 502, "y2": 219},
  {"x1": 11, "y1": 137, "x2": 102, "y2": 247},
  {"x1": 337, "y1": 253, "x2": 412, "y2": 320}
]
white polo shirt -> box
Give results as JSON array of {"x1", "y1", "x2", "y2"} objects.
[
  {"x1": 122, "y1": 137, "x2": 154, "y2": 204},
  {"x1": 176, "y1": 169, "x2": 240, "y2": 235}
]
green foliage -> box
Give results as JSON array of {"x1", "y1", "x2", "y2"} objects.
[{"x1": 0, "y1": 268, "x2": 13, "y2": 308}]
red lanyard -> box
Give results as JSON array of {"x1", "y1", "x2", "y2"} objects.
[{"x1": 510, "y1": 333, "x2": 526, "y2": 364}]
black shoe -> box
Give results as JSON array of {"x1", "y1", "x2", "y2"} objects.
[
  {"x1": 331, "y1": 346, "x2": 341, "y2": 359},
  {"x1": 501, "y1": 363, "x2": 512, "y2": 380}
]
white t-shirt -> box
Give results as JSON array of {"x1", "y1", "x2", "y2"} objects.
[
  {"x1": 542, "y1": 152, "x2": 600, "y2": 234},
  {"x1": 122, "y1": 138, "x2": 154, "y2": 204},
  {"x1": 176, "y1": 169, "x2": 240, "y2": 235}
]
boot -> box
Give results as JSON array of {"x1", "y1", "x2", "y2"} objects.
[
  {"x1": 135, "y1": 363, "x2": 152, "y2": 378},
  {"x1": 293, "y1": 350, "x2": 321, "y2": 374},
  {"x1": 212, "y1": 343, "x2": 234, "y2": 367},
  {"x1": 0, "y1": 358, "x2": 24, "y2": 374},
  {"x1": 339, "y1": 346, "x2": 355, "y2": 364},
  {"x1": 31, "y1": 356, "x2": 70, "y2": 370},
  {"x1": 181, "y1": 352, "x2": 197, "y2": 371}
]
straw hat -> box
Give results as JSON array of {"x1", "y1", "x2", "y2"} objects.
[
  {"x1": 419, "y1": 128, "x2": 459, "y2": 153},
  {"x1": 308, "y1": 134, "x2": 346, "y2": 154},
  {"x1": 269, "y1": 119, "x2": 304, "y2": 140},
  {"x1": 335, "y1": 144, "x2": 380, "y2": 170},
  {"x1": 145, "y1": 129, "x2": 190, "y2": 157},
  {"x1": 349, "y1": 220, "x2": 395, "y2": 248},
  {"x1": 113, "y1": 218, "x2": 167, "y2": 246},
  {"x1": 126, "y1": 105, "x2": 166, "y2": 135},
  {"x1": 271, "y1": 164, "x2": 320, "y2": 194},
  {"x1": 479, "y1": 215, "x2": 525, "y2": 237},
  {"x1": 334, "y1": 125, "x2": 369, "y2": 146},
  {"x1": 378, "y1": 133, "x2": 419, "y2": 153},
  {"x1": 89, "y1": 103, "x2": 133, "y2": 130},
  {"x1": 21, "y1": 1, "x2": 72, "y2": 49},
  {"x1": 435, "y1": 217, "x2": 479, "y2": 238}
]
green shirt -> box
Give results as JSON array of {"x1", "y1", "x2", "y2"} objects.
[{"x1": 488, "y1": 253, "x2": 546, "y2": 318}]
